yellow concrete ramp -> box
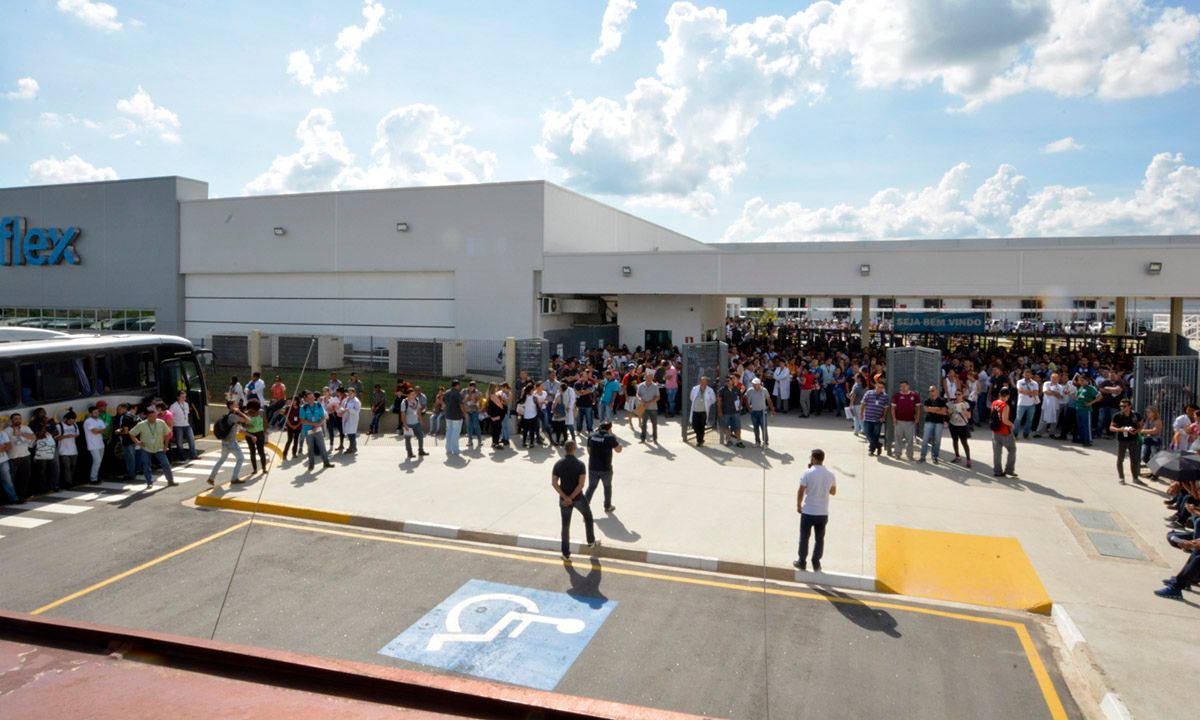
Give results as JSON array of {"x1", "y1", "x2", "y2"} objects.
[{"x1": 875, "y1": 525, "x2": 1052, "y2": 614}]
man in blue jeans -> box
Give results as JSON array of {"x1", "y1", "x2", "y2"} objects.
[
  {"x1": 918, "y1": 385, "x2": 947, "y2": 464},
  {"x1": 1156, "y1": 508, "x2": 1200, "y2": 599},
  {"x1": 794, "y1": 448, "x2": 836, "y2": 572},
  {"x1": 859, "y1": 380, "x2": 890, "y2": 456},
  {"x1": 129, "y1": 406, "x2": 176, "y2": 489},
  {"x1": 574, "y1": 371, "x2": 596, "y2": 433}
]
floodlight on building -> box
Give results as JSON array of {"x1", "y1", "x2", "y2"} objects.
[
  {"x1": 622, "y1": 265, "x2": 632, "y2": 277},
  {"x1": 859, "y1": 263, "x2": 870, "y2": 276},
  {"x1": 1147, "y1": 261, "x2": 1163, "y2": 275},
  {"x1": 273, "y1": 227, "x2": 286, "y2": 236},
  {"x1": 396, "y1": 222, "x2": 409, "y2": 232}
]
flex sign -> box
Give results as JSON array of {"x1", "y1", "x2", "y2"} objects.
[{"x1": 0, "y1": 216, "x2": 82, "y2": 266}]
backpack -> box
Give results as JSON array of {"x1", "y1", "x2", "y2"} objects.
[
  {"x1": 213, "y1": 413, "x2": 234, "y2": 440},
  {"x1": 988, "y1": 403, "x2": 1003, "y2": 432}
]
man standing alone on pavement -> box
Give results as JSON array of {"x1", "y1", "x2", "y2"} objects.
[
  {"x1": 746, "y1": 377, "x2": 774, "y2": 447},
  {"x1": 890, "y1": 380, "x2": 921, "y2": 460},
  {"x1": 991, "y1": 387, "x2": 1017, "y2": 477},
  {"x1": 717, "y1": 375, "x2": 746, "y2": 448},
  {"x1": 635, "y1": 373, "x2": 660, "y2": 443},
  {"x1": 443, "y1": 380, "x2": 466, "y2": 457},
  {"x1": 689, "y1": 376, "x2": 716, "y2": 446},
  {"x1": 585, "y1": 421, "x2": 622, "y2": 512},
  {"x1": 552, "y1": 441, "x2": 598, "y2": 559},
  {"x1": 794, "y1": 448, "x2": 836, "y2": 572}
]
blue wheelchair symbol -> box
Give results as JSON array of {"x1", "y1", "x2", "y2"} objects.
[{"x1": 379, "y1": 579, "x2": 616, "y2": 690}]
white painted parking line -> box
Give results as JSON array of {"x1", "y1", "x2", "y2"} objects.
[
  {"x1": 45, "y1": 490, "x2": 104, "y2": 501},
  {"x1": 20, "y1": 501, "x2": 93, "y2": 515},
  {"x1": 92, "y1": 492, "x2": 136, "y2": 504},
  {"x1": 0, "y1": 515, "x2": 53, "y2": 529}
]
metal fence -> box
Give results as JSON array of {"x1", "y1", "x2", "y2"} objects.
[
  {"x1": 680, "y1": 341, "x2": 728, "y2": 440},
  {"x1": 1134, "y1": 356, "x2": 1198, "y2": 445},
  {"x1": 515, "y1": 338, "x2": 550, "y2": 380}
]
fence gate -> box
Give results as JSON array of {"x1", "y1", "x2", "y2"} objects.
[
  {"x1": 1134, "y1": 356, "x2": 1198, "y2": 445},
  {"x1": 884, "y1": 346, "x2": 943, "y2": 448},
  {"x1": 680, "y1": 341, "x2": 728, "y2": 441},
  {"x1": 465, "y1": 339, "x2": 506, "y2": 377}
]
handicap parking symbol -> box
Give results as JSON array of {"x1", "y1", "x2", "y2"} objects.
[{"x1": 379, "y1": 579, "x2": 617, "y2": 691}]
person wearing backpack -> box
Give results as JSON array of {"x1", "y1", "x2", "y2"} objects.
[
  {"x1": 990, "y1": 387, "x2": 1016, "y2": 477},
  {"x1": 207, "y1": 400, "x2": 248, "y2": 485}
]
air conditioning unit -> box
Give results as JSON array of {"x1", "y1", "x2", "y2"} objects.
[
  {"x1": 271, "y1": 335, "x2": 343, "y2": 369},
  {"x1": 208, "y1": 334, "x2": 274, "y2": 367},
  {"x1": 540, "y1": 297, "x2": 560, "y2": 315},
  {"x1": 389, "y1": 340, "x2": 467, "y2": 376}
]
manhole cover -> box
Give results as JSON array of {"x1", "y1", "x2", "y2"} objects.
[
  {"x1": 1086, "y1": 532, "x2": 1147, "y2": 561},
  {"x1": 1069, "y1": 508, "x2": 1121, "y2": 532}
]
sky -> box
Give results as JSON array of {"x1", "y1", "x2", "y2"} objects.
[{"x1": 2, "y1": 0, "x2": 1199, "y2": 243}]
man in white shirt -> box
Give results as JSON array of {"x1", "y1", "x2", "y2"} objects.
[
  {"x1": 0, "y1": 421, "x2": 20, "y2": 503},
  {"x1": 1173, "y1": 405, "x2": 1198, "y2": 450},
  {"x1": 168, "y1": 390, "x2": 197, "y2": 460},
  {"x1": 57, "y1": 413, "x2": 80, "y2": 489},
  {"x1": 82, "y1": 406, "x2": 107, "y2": 484},
  {"x1": 245, "y1": 372, "x2": 266, "y2": 407},
  {"x1": 689, "y1": 377, "x2": 717, "y2": 446},
  {"x1": 772, "y1": 359, "x2": 792, "y2": 414},
  {"x1": 1014, "y1": 370, "x2": 1041, "y2": 440},
  {"x1": 794, "y1": 448, "x2": 837, "y2": 572},
  {"x1": 1036, "y1": 372, "x2": 1064, "y2": 438}
]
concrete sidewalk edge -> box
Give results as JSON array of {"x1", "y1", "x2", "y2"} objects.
[
  {"x1": 193, "y1": 492, "x2": 879, "y2": 594},
  {"x1": 1051, "y1": 605, "x2": 1131, "y2": 720}
]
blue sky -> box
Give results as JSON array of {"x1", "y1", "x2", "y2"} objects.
[{"x1": 2, "y1": 0, "x2": 1199, "y2": 242}]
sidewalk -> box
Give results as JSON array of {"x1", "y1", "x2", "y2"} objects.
[{"x1": 195, "y1": 413, "x2": 1197, "y2": 719}]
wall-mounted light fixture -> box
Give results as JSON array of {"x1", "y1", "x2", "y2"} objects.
[
  {"x1": 1147, "y1": 261, "x2": 1163, "y2": 275},
  {"x1": 273, "y1": 227, "x2": 286, "y2": 236},
  {"x1": 859, "y1": 263, "x2": 871, "y2": 276},
  {"x1": 396, "y1": 222, "x2": 409, "y2": 232},
  {"x1": 622, "y1": 265, "x2": 632, "y2": 277}
]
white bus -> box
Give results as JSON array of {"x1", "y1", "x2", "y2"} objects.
[{"x1": 0, "y1": 334, "x2": 210, "y2": 436}]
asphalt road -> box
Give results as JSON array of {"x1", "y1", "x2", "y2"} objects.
[{"x1": 0, "y1": 487, "x2": 1080, "y2": 719}]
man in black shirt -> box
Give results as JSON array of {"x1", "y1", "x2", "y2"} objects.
[
  {"x1": 585, "y1": 421, "x2": 622, "y2": 513},
  {"x1": 918, "y1": 386, "x2": 949, "y2": 464},
  {"x1": 1109, "y1": 399, "x2": 1142, "y2": 484},
  {"x1": 552, "y1": 441, "x2": 598, "y2": 559}
]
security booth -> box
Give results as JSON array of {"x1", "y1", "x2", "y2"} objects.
[
  {"x1": 680, "y1": 341, "x2": 728, "y2": 441},
  {"x1": 884, "y1": 346, "x2": 943, "y2": 449}
]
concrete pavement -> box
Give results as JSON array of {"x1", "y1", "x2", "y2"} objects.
[{"x1": 194, "y1": 411, "x2": 1198, "y2": 719}]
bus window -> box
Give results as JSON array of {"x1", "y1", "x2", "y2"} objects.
[
  {"x1": 139, "y1": 352, "x2": 155, "y2": 388},
  {"x1": 0, "y1": 362, "x2": 16, "y2": 409},
  {"x1": 43, "y1": 358, "x2": 93, "y2": 402},
  {"x1": 111, "y1": 351, "x2": 145, "y2": 389},
  {"x1": 18, "y1": 362, "x2": 40, "y2": 404},
  {"x1": 94, "y1": 354, "x2": 112, "y2": 393}
]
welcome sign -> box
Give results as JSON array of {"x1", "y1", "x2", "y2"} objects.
[
  {"x1": 895, "y1": 311, "x2": 986, "y2": 334},
  {"x1": 0, "y1": 216, "x2": 82, "y2": 266}
]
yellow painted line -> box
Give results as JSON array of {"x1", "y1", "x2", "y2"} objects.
[
  {"x1": 875, "y1": 525, "x2": 1053, "y2": 615},
  {"x1": 194, "y1": 494, "x2": 351, "y2": 525},
  {"x1": 254, "y1": 518, "x2": 1069, "y2": 718},
  {"x1": 31, "y1": 520, "x2": 252, "y2": 615},
  {"x1": 1015, "y1": 623, "x2": 1070, "y2": 720}
]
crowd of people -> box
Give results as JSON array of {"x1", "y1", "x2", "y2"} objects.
[{"x1": 0, "y1": 391, "x2": 201, "y2": 504}]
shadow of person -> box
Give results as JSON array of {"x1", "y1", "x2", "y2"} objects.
[
  {"x1": 564, "y1": 556, "x2": 607, "y2": 606},
  {"x1": 595, "y1": 511, "x2": 642, "y2": 543},
  {"x1": 814, "y1": 587, "x2": 902, "y2": 638},
  {"x1": 444, "y1": 454, "x2": 469, "y2": 469},
  {"x1": 992, "y1": 474, "x2": 1084, "y2": 503},
  {"x1": 645, "y1": 443, "x2": 677, "y2": 461}
]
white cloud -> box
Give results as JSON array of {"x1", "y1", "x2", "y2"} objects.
[
  {"x1": 721, "y1": 153, "x2": 1199, "y2": 241},
  {"x1": 1042, "y1": 136, "x2": 1083, "y2": 153},
  {"x1": 287, "y1": 1, "x2": 386, "y2": 95},
  {"x1": 540, "y1": 1, "x2": 1200, "y2": 214},
  {"x1": 811, "y1": 0, "x2": 1200, "y2": 111},
  {"x1": 40, "y1": 112, "x2": 103, "y2": 130},
  {"x1": 56, "y1": 0, "x2": 123, "y2": 31},
  {"x1": 114, "y1": 86, "x2": 181, "y2": 143},
  {"x1": 592, "y1": 0, "x2": 638, "y2": 63},
  {"x1": 244, "y1": 105, "x2": 496, "y2": 195},
  {"x1": 28, "y1": 155, "x2": 119, "y2": 184},
  {"x1": 6, "y1": 77, "x2": 38, "y2": 100},
  {"x1": 538, "y1": 3, "x2": 832, "y2": 208},
  {"x1": 0, "y1": 133, "x2": 9, "y2": 144}
]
